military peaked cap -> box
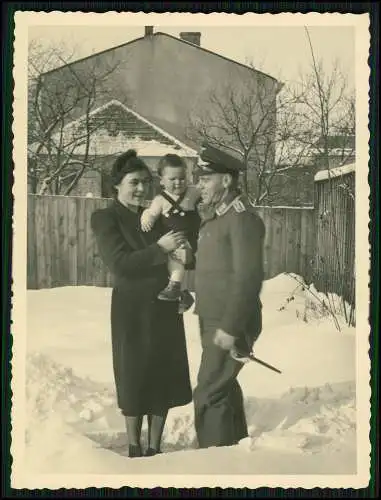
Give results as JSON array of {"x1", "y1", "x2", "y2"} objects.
[{"x1": 197, "y1": 141, "x2": 244, "y2": 176}]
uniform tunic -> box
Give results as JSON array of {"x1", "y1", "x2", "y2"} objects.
[
  {"x1": 91, "y1": 200, "x2": 192, "y2": 416},
  {"x1": 193, "y1": 191, "x2": 265, "y2": 448}
]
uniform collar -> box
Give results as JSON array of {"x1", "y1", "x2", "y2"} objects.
[{"x1": 215, "y1": 190, "x2": 242, "y2": 217}]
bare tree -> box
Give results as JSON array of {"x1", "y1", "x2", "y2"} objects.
[
  {"x1": 296, "y1": 27, "x2": 356, "y2": 327},
  {"x1": 187, "y1": 43, "x2": 355, "y2": 206},
  {"x1": 294, "y1": 28, "x2": 355, "y2": 171},
  {"x1": 186, "y1": 66, "x2": 314, "y2": 204},
  {"x1": 28, "y1": 39, "x2": 127, "y2": 195}
]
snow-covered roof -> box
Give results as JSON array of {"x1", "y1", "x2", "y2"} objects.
[
  {"x1": 29, "y1": 100, "x2": 198, "y2": 158},
  {"x1": 314, "y1": 162, "x2": 355, "y2": 182}
]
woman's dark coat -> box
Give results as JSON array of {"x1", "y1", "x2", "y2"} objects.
[{"x1": 91, "y1": 200, "x2": 192, "y2": 416}]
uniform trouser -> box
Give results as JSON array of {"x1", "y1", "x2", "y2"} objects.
[{"x1": 193, "y1": 318, "x2": 248, "y2": 449}]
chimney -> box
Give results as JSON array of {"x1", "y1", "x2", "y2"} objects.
[
  {"x1": 180, "y1": 32, "x2": 201, "y2": 46},
  {"x1": 145, "y1": 26, "x2": 154, "y2": 37}
]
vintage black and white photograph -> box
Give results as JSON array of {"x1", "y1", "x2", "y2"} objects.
[{"x1": 11, "y1": 11, "x2": 370, "y2": 489}]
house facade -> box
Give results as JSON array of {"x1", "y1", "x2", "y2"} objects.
[{"x1": 36, "y1": 28, "x2": 280, "y2": 183}]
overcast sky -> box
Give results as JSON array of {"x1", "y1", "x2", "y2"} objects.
[{"x1": 29, "y1": 25, "x2": 355, "y2": 89}]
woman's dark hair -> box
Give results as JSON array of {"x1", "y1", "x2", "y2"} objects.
[
  {"x1": 111, "y1": 149, "x2": 151, "y2": 187},
  {"x1": 157, "y1": 153, "x2": 187, "y2": 177}
]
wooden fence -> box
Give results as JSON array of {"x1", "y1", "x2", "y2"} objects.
[
  {"x1": 313, "y1": 166, "x2": 355, "y2": 309},
  {"x1": 27, "y1": 195, "x2": 316, "y2": 291}
]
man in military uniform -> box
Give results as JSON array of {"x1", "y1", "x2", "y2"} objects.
[{"x1": 193, "y1": 141, "x2": 266, "y2": 449}]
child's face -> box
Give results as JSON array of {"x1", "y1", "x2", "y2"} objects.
[{"x1": 160, "y1": 166, "x2": 187, "y2": 195}]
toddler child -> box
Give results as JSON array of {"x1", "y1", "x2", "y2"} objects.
[{"x1": 141, "y1": 154, "x2": 201, "y2": 306}]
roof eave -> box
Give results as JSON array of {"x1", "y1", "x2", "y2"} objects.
[{"x1": 40, "y1": 32, "x2": 278, "y2": 85}]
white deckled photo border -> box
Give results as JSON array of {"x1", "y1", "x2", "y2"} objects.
[{"x1": 11, "y1": 10, "x2": 371, "y2": 490}]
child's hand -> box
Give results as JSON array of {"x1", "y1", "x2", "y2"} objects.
[
  {"x1": 141, "y1": 219, "x2": 153, "y2": 232},
  {"x1": 141, "y1": 211, "x2": 154, "y2": 232}
]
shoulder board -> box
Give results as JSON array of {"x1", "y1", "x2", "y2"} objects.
[
  {"x1": 215, "y1": 201, "x2": 229, "y2": 216},
  {"x1": 232, "y1": 198, "x2": 246, "y2": 213}
]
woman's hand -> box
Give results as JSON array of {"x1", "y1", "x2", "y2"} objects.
[{"x1": 157, "y1": 231, "x2": 186, "y2": 253}]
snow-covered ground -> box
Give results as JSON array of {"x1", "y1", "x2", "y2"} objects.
[{"x1": 16, "y1": 273, "x2": 368, "y2": 487}]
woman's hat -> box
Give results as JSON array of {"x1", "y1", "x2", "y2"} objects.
[{"x1": 111, "y1": 149, "x2": 150, "y2": 186}]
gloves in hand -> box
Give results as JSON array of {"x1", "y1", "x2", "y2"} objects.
[{"x1": 213, "y1": 328, "x2": 236, "y2": 351}]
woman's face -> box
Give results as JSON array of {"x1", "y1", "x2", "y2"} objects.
[{"x1": 115, "y1": 169, "x2": 151, "y2": 206}]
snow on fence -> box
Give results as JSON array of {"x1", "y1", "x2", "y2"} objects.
[
  {"x1": 313, "y1": 163, "x2": 355, "y2": 312},
  {"x1": 27, "y1": 194, "x2": 316, "y2": 290}
]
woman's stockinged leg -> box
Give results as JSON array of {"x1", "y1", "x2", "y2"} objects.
[
  {"x1": 146, "y1": 411, "x2": 168, "y2": 455},
  {"x1": 124, "y1": 415, "x2": 143, "y2": 457}
]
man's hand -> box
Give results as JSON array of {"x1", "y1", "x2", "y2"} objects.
[
  {"x1": 213, "y1": 329, "x2": 236, "y2": 351},
  {"x1": 230, "y1": 347, "x2": 253, "y2": 364}
]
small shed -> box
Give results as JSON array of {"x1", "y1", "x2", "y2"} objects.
[
  {"x1": 313, "y1": 162, "x2": 356, "y2": 322},
  {"x1": 28, "y1": 99, "x2": 198, "y2": 197}
]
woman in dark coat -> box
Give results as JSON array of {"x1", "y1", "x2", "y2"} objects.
[{"x1": 91, "y1": 150, "x2": 192, "y2": 458}]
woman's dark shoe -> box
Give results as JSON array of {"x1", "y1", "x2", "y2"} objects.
[
  {"x1": 128, "y1": 444, "x2": 142, "y2": 458},
  {"x1": 144, "y1": 447, "x2": 162, "y2": 457}
]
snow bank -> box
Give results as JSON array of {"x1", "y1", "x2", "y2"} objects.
[
  {"x1": 23, "y1": 273, "x2": 357, "y2": 477},
  {"x1": 24, "y1": 351, "x2": 356, "y2": 476},
  {"x1": 261, "y1": 272, "x2": 354, "y2": 331}
]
